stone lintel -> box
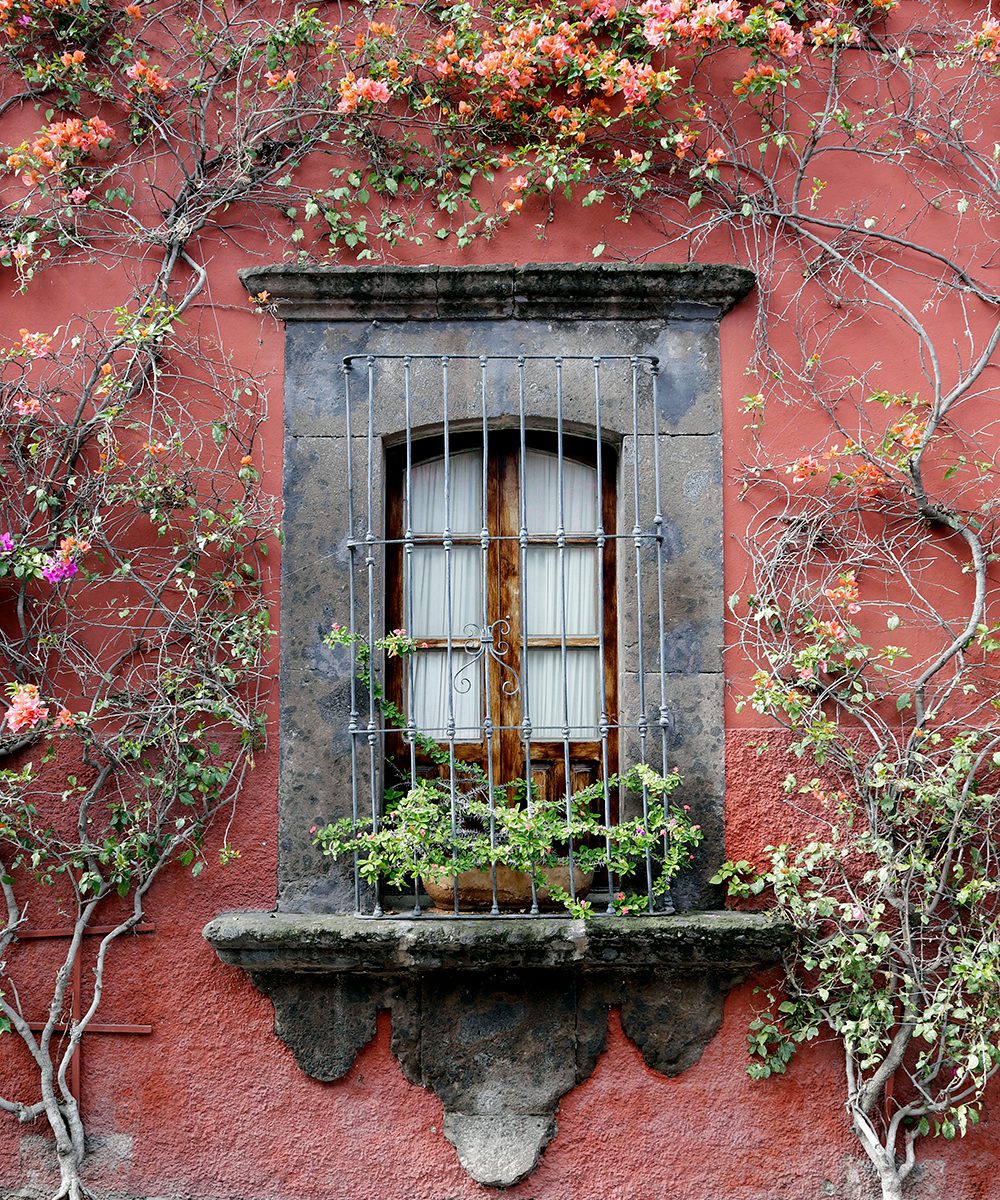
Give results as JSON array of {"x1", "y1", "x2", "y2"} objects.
[
  {"x1": 238, "y1": 262, "x2": 756, "y2": 322},
  {"x1": 203, "y1": 909, "x2": 789, "y2": 975}
]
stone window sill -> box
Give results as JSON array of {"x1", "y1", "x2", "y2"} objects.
[
  {"x1": 203, "y1": 911, "x2": 789, "y2": 1188},
  {"x1": 203, "y1": 908, "x2": 789, "y2": 975}
]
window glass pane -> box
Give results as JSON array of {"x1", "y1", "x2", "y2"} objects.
[
  {"x1": 524, "y1": 649, "x2": 599, "y2": 739},
  {"x1": 411, "y1": 651, "x2": 481, "y2": 741},
  {"x1": 524, "y1": 450, "x2": 597, "y2": 534},
  {"x1": 409, "y1": 450, "x2": 482, "y2": 533},
  {"x1": 407, "y1": 546, "x2": 481, "y2": 639},
  {"x1": 525, "y1": 547, "x2": 597, "y2": 636}
]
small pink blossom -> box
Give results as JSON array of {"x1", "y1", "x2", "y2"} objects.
[
  {"x1": 791, "y1": 455, "x2": 823, "y2": 483},
  {"x1": 4, "y1": 684, "x2": 49, "y2": 733},
  {"x1": 41, "y1": 556, "x2": 78, "y2": 584},
  {"x1": 68, "y1": 187, "x2": 90, "y2": 203},
  {"x1": 768, "y1": 20, "x2": 804, "y2": 59}
]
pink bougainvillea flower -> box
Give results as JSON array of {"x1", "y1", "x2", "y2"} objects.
[
  {"x1": 768, "y1": 20, "x2": 804, "y2": 59},
  {"x1": 790, "y1": 454, "x2": 823, "y2": 482},
  {"x1": 337, "y1": 73, "x2": 390, "y2": 113},
  {"x1": 41, "y1": 556, "x2": 78, "y2": 584},
  {"x1": 19, "y1": 328, "x2": 52, "y2": 358},
  {"x1": 126, "y1": 58, "x2": 171, "y2": 96},
  {"x1": 4, "y1": 684, "x2": 49, "y2": 733}
]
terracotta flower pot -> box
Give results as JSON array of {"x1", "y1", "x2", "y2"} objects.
[{"x1": 420, "y1": 864, "x2": 594, "y2": 913}]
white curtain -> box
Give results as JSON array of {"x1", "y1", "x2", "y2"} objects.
[
  {"x1": 405, "y1": 445, "x2": 601, "y2": 743},
  {"x1": 409, "y1": 449, "x2": 482, "y2": 533},
  {"x1": 409, "y1": 546, "x2": 480, "y2": 638},
  {"x1": 408, "y1": 450, "x2": 483, "y2": 739},
  {"x1": 526, "y1": 649, "x2": 599, "y2": 739},
  {"x1": 525, "y1": 547, "x2": 596, "y2": 636},
  {"x1": 524, "y1": 450, "x2": 600, "y2": 739},
  {"x1": 410, "y1": 652, "x2": 481, "y2": 739},
  {"x1": 524, "y1": 452, "x2": 597, "y2": 533}
]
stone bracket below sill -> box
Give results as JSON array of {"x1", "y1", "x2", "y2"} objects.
[{"x1": 204, "y1": 911, "x2": 791, "y2": 1190}]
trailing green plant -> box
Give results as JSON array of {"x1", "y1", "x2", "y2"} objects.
[
  {"x1": 317, "y1": 622, "x2": 701, "y2": 917},
  {"x1": 314, "y1": 764, "x2": 701, "y2": 918}
]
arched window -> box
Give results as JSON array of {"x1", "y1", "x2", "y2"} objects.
[{"x1": 384, "y1": 432, "x2": 617, "y2": 804}]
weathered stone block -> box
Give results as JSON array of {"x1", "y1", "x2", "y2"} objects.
[{"x1": 617, "y1": 432, "x2": 724, "y2": 676}]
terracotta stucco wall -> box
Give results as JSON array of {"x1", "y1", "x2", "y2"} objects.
[{"x1": 2, "y1": 202, "x2": 998, "y2": 1200}]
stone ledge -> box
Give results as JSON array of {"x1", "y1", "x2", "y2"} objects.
[
  {"x1": 238, "y1": 262, "x2": 755, "y2": 321},
  {"x1": 202, "y1": 909, "x2": 790, "y2": 975}
]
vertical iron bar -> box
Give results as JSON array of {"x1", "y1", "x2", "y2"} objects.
[
  {"x1": 517, "y1": 357, "x2": 539, "y2": 915},
  {"x1": 442, "y1": 356, "x2": 460, "y2": 916},
  {"x1": 555, "y1": 358, "x2": 577, "y2": 903},
  {"x1": 344, "y1": 360, "x2": 361, "y2": 914},
  {"x1": 403, "y1": 357, "x2": 421, "y2": 917},
  {"x1": 650, "y1": 361, "x2": 672, "y2": 893},
  {"x1": 479, "y1": 357, "x2": 500, "y2": 915},
  {"x1": 631, "y1": 357, "x2": 654, "y2": 912},
  {"x1": 365, "y1": 356, "x2": 382, "y2": 917},
  {"x1": 593, "y1": 358, "x2": 615, "y2": 914}
]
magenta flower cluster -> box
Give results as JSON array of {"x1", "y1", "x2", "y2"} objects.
[{"x1": 41, "y1": 556, "x2": 78, "y2": 584}]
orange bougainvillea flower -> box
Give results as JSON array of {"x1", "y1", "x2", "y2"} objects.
[
  {"x1": 790, "y1": 454, "x2": 823, "y2": 483},
  {"x1": 126, "y1": 57, "x2": 171, "y2": 97}
]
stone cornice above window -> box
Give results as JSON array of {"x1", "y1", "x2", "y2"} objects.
[{"x1": 238, "y1": 261, "x2": 755, "y2": 321}]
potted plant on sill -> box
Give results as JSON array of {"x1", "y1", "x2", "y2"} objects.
[
  {"x1": 315, "y1": 622, "x2": 702, "y2": 917},
  {"x1": 313, "y1": 764, "x2": 702, "y2": 917}
]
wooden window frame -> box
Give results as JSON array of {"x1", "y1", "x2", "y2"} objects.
[{"x1": 384, "y1": 429, "x2": 618, "y2": 802}]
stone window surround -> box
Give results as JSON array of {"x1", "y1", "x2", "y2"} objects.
[
  {"x1": 203, "y1": 263, "x2": 791, "y2": 1189},
  {"x1": 259, "y1": 261, "x2": 754, "y2": 914}
]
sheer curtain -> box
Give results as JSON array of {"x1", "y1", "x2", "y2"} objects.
[
  {"x1": 407, "y1": 450, "x2": 483, "y2": 739},
  {"x1": 403, "y1": 446, "x2": 600, "y2": 742},
  {"x1": 523, "y1": 451, "x2": 599, "y2": 738}
]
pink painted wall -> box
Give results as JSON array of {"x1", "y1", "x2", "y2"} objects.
[{"x1": 2, "y1": 126, "x2": 998, "y2": 1200}]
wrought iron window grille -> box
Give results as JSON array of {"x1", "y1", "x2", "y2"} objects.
[{"x1": 340, "y1": 352, "x2": 678, "y2": 918}]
